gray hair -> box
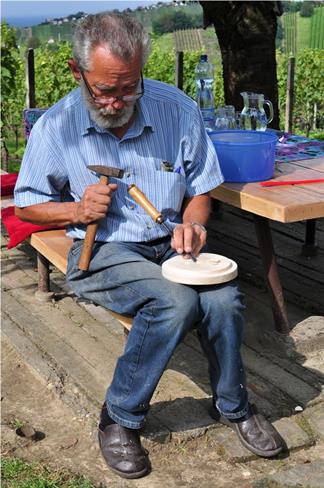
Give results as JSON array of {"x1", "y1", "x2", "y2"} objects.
[{"x1": 72, "y1": 12, "x2": 151, "y2": 70}]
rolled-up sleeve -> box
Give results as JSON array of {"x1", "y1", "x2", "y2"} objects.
[
  {"x1": 14, "y1": 117, "x2": 68, "y2": 208},
  {"x1": 182, "y1": 105, "x2": 224, "y2": 197}
]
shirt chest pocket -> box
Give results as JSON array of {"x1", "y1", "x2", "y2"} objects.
[{"x1": 130, "y1": 170, "x2": 186, "y2": 218}]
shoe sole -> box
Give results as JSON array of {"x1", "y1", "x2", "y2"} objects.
[
  {"x1": 234, "y1": 424, "x2": 283, "y2": 458},
  {"x1": 107, "y1": 464, "x2": 150, "y2": 479}
]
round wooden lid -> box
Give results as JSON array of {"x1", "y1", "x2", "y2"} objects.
[{"x1": 162, "y1": 253, "x2": 238, "y2": 285}]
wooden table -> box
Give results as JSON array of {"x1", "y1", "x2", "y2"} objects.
[{"x1": 210, "y1": 156, "x2": 324, "y2": 334}]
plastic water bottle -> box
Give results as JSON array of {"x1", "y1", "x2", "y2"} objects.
[{"x1": 195, "y1": 54, "x2": 215, "y2": 131}]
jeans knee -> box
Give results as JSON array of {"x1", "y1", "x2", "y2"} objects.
[
  {"x1": 199, "y1": 283, "x2": 245, "y2": 338},
  {"x1": 155, "y1": 284, "x2": 199, "y2": 329},
  {"x1": 204, "y1": 283, "x2": 244, "y2": 316}
]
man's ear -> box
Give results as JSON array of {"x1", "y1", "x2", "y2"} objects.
[{"x1": 68, "y1": 59, "x2": 81, "y2": 81}]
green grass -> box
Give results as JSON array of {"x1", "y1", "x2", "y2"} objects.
[
  {"x1": 283, "y1": 12, "x2": 297, "y2": 54},
  {"x1": 1, "y1": 457, "x2": 96, "y2": 488},
  {"x1": 32, "y1": 22, "x2": 74, "y2": 43},
  {"x1": 154, "y1": 28, "x2": 222, "y2": 66},
  {"x1": 199, "y1": 27, "x2": 222, "y2": 67},
  {"x1": 154, "y1": 32, "x2": 174, "y2": 53},
  {"x1": 296, "y1": 15, "x2": 312, "y2": 53},
  {"x1": 9, "y1": 418, "x2": 24, "y2": 430},
  {"x1": 310, "y1": 6, "x2": 324, "y2": 49},
  {"x1": 283, "y1": 6, "x2": 324, "y2": 53}
]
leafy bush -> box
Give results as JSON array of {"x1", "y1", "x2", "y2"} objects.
[
  {"x1": 34, "y1": 41, "x2": 76, "y2": 107},
  {"x1": 276, "y1": 48, "x2": 324, "y2": 131},
  {"x1": 300, "y1": 1, "x2": 315, "y2": 17},
  {"x1": 1, "y1": 23, "x2": 322, "y2": 170},
  {"x1": 152, "y1": 10, "x2": 201, "y2": 35}
]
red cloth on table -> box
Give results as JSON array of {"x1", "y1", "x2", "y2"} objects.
[
  {"x1": 0, "y1": 173, "x2": 19, "y2": 196},
  {"x1": 1, "y1": 206, "x2": 63, "y2": 249}
]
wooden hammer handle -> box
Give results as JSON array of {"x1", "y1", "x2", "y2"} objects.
[
  {"x1": 128, "y1": 184, "x2": 163, "y2": 223},
  {"x1": 78, "y1": 175, "x2": 109, "y2": 271}
]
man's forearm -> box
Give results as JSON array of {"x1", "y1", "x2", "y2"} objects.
[
  {"x1": 182, "y1": 193, "x2": 211, "y2": 226},
  {"x1": 15, "y1": 201, "x2": 79, "y2": 226}
]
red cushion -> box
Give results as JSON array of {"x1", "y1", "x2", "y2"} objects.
[
  {"x1": 0, "y1": 173, "x2": 19, "y2": 196},
  {"x1": 1, "y1": 206, "x2": 63, "y2": 249}
]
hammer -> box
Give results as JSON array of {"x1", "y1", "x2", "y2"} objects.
[{"x1": 78, "y1": 165, "x2": 124, "y2": 271}]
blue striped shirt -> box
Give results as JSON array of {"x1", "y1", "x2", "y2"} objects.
[{"x1": 15, "y1": 79, "x2": 224, "y2": 242}]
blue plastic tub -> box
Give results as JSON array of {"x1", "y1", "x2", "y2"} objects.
[{"x1": 208, "y1": 130, "x2": 278, "y2": 182}]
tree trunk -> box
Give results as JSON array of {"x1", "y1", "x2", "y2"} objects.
[{"x1": 200, "y1": 1, "x2": 282, "y2": 129}]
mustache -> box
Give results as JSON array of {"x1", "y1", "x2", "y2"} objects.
[
  {"x1": 98, "y1": 106, "x2": 121, "y2": 116},
  {"x1": 81, "y1": 82, "x2": 135, "y2": 129}
]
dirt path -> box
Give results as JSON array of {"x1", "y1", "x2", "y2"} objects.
[{"x1": 2, "y1": 336, "x2": 324, "y2": 488}]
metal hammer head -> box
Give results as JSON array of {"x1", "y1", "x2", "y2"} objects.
[{"x1": 87, "y1": 165, "x2": 124, "y2": 179}]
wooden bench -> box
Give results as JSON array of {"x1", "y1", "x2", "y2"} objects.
[
  {"x1": 30, "y1": 229, "x2": 133, "y2": 332},
  {"x1": 1, "y1": 177, "x2": 132, "y2": 334}
]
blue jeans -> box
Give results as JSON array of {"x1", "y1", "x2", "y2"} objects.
[{"x1": 67, "y1": 237, "x2": 248, "y2": 429}]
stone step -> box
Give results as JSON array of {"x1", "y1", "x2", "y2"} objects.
[
  {"x1": 1, "y1": 257, "x2": 216, "y2": 445},
  {"x1": 1, "y1": 247, "x2": 321, "y2": 455}
]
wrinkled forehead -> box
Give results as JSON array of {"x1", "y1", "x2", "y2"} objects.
[
  {"x1": 87, "y1": 44, "x2": 143, "y2": 73},
  {"x1": 84, "y1": 46, "x2": 142, "y2": 88}
]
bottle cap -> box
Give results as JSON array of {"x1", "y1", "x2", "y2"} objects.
[{"x1": 200, "y1": 54, "x2": 208, "y2": 62}]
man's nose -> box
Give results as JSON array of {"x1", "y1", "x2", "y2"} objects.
[{"x1": 107, "y1": 98, "x2": 125, "y2": 109}]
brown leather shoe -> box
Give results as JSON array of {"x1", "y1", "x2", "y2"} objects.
[
  {"x1": 209, "y1": 403, "x2": 285, "y2": 458},
  {"x1": 98, "y1": 406, "x2": 150, "y2": 479},
  {"x1": 233, "y1": 404, "x2": 284, "y2": 457}
]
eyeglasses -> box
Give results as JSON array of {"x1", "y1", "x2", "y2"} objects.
[{"x1": 79, "y1": 69, "x2": 144, "y2": 105}]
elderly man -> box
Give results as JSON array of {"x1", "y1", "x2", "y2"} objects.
[{"x1": 15, "y1": 12, "x2": 284, "y2": 480}]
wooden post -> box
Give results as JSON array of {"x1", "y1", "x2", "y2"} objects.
[
  {"x1": 26, "y1": 48, "x2": 36, "y2": 109},
  {"x1": 285, "y1": 55, "x2": 295, "y2": 133},
  {"x1": 313, "y1": 102, "x2": 317, "y2": 131},
  {"x1": 175, "y1": 51, "x2": 184, "y2": 91}
]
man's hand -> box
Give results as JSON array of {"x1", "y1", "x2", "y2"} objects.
[
  {"x1": 74, "y1": 183, "x2": 118, "y2": 224},
  {"x1": 171, "y1": 222, "x2": 207, "y2": 258}
]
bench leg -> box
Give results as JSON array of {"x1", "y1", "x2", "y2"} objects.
[
  {"x1": 37, "y1": 252, "x2": 50, "y2": 292},
  {"x1": 35, "y1": 252, "x2": 54, "y2": 302},
  {"x1": 253, "y1": 215, "x2": 290, "y2": 335}
]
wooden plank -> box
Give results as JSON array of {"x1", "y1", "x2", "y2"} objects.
[
  {"x1": 29, "y1": 229, "x2": 134, "y2": 329},
  {"x1": 211, "y1": 185, "x2": 324, "y2": 222},
  {"x1": 109, "y1": 311, "x2": 133, "y2": 331},
  {"x1": 289, "y1": 157, "x2": 324, "y2": 173},
  {"x1": 30, "y1": 230, "x2": 72, "y2": 274},
  {"x1": 212, "y1": 159, "x2": 324, "y2": 223}
]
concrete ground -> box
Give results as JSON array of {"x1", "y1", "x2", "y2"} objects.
[{"x1": 1, "y1": 236, "x2": 324, "y2": 487}]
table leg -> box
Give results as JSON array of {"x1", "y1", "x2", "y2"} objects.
[
  {"x1": 253, "y1": 215, "x2": 290, "y2": 334},
  {"x1": 302, "y1": 219, "x2": 318, "y2": 257}
]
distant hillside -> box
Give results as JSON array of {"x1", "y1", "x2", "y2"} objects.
[
  {"x1": 283, "y1": 5, "x2": 324, "y2": 54},
  {"x1": 15, "y1": 2, "x2": 324, "y2": 56},
  {"x1": 16, "y1": 2, "x2": 203, "y2": 45}
]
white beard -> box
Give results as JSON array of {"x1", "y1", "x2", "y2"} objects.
[{"x1": 81, "y1": 83, "x2": 135, "y2": 129}]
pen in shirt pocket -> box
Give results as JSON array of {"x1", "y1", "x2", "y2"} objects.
[
  {"x1": 160, "y1": 161, "x2": 182, "y2": 175},
  {"x1": 160, "y1": 161, "x2": 173, "y2": 172}
]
